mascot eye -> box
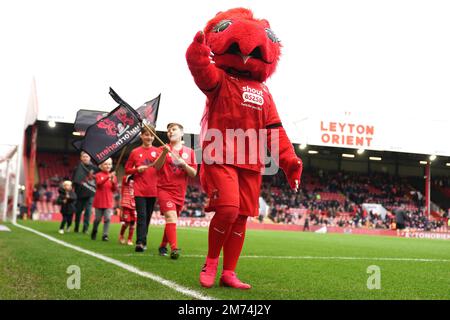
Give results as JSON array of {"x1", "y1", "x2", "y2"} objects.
[
  {"x1": 213, "y1": 20, "x2": 232, "y2": 33},
  {"x1": 265, "y1": 28, "x2": 280, "y2": 43}
]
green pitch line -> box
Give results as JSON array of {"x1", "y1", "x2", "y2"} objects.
[{"x1": 2, "y1": 220, "x2": 450, "y2": 300}]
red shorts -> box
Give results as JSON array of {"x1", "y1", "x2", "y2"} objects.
[
  {"x1": 158, "y1": 190, "x2": 183, "y2": 215},
  {"x1": 121, "y1": 207, "x2": 137, "y2": 223},
  {"x1": 200, "y1": 164, "x2": 262, "y2": 217}
]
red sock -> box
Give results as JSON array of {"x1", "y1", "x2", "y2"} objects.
[
  {"x1": 207, "y1": 206, "x2": 239, "y2": 259},
  {"x1": 119, "y1": 223, "x2": 128, "y2": 237},
  {"x1": 165, "y1": 223, "x2": 178, "y2": 250},
  {"x1": 223, "y1": 215, "x2": 248, "y2": 271},
  {"x1": 160, "y1": 227, "x2": 168, "y2": 248},
  {"x1": 128, "y1": 222, "x2": 135, "y2": 241}
]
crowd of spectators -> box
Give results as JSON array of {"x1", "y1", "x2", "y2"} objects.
[
  {"x1": 33, "y1": 160, "x2": 448, "y2": 232},
  {"x1": 260, "y1": 170, "x2": 447, "y2": 232},
  {"x1": 180, "y1": 185, "x2": 207, "y2": 218}
]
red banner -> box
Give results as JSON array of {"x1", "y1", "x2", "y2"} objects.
[{"x1": 26, "y1": 124, "x2": 38, "y2": 216}]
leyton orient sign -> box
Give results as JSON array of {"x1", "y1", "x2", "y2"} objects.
[{"x1": 319, "y1": 120, "x2": 375, "y2": 148}]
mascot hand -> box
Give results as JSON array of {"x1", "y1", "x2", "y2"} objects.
[
  {"x1": 268, "y1": 126, "x2": 303, "y2": 191},
  {"x1": 285, "y1": 157, "x2": 303, "y2": 192},
  {"x1": 186, "y1": 31, "x2": 213, "y2": 67}
]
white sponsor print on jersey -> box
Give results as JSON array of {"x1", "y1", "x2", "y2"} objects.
[{"x1": 242, "y1": 85, "x2": 264, "y2": 107}]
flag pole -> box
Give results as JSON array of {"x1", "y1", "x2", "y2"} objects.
[{"x1": 114, "y1": 145, "x2": 128, "y2": 174}]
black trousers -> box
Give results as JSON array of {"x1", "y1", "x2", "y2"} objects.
[
  {"x1": 74, "y1": 197, "x2": 94, "y2": 233},
  {"x1": 60, "y1": 213, "x2": 73, "y2": 230},
  {"x1": 135, "y1": 197, "x2": 156, "y2": 246}
]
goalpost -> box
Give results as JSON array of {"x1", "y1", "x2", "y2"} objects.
[{"x1": 0, "y1": 144, "x2": 20, "y2": 224}]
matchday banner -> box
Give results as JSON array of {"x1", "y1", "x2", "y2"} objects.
[{"x1": 399, "y1": 230, "x2": 450, "y2": 240}]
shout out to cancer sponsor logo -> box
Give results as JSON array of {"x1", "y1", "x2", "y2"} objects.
[{"x1": 242, "y1": 85, "x2": 264, "y2": 110}]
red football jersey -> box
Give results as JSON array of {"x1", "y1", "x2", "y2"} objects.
[
  {"x1": 157, "y1": 144, "x2": 197, "y2": 205},
  {"x1": 125, "y1": 146, "x2": 159, "y2": 197},
  {"x1": 200, "y1": 71, "x2": 282, "y2": 172},
  {"x1": 120, "y1": 175, "x2": 135, "y2": 210},
  {"x1": 93, "y1": 171, "x2": 118, "y2": 209}
]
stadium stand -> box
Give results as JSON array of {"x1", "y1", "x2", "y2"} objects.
[{"x1": 32, "y1": 151, "x2": 448, "y2": 232}]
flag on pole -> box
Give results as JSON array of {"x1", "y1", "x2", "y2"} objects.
[
  {"x1": 136, "y1": 94, "x2": 161, "y2": 127},
  {"x1": 72, "y1": 88, "x2": 161, "y2": 164},
  {"x1": 74, "y1": 109, "x2": 109, "y2": 135},
  {"x1": 73, "y1": 94, "x2": 142, "y2": 165}
]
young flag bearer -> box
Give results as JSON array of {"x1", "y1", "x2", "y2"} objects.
[{"x1": 124, "y1": 126, "x2": 159, "y2": 252}]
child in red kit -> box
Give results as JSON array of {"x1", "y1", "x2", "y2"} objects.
[
  {"x1": 91, "y1": 158, "x2": 118, "y2": 241},
  {"x1": 154, "y1": 123, "x2": 197, "y2": 259},
  {"x1": 125, "y1": 126, "x2": 159, "y2": 252},
  {"x1": 119, "y1": 175, "x2": 136, "y2": 246}
]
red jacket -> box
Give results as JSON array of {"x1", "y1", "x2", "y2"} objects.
[
  {"x1": 93, "y1": 171, "x2": 118, "y2": 209},
  {"x1": 121, "y1": 175, "x2": 135, "y2": 210}
]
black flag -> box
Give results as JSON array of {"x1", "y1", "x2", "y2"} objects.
[
  {"x1": 110, "y1": 87, "x2": 160, "y2": 127},
  {"x1": 73, "y1": 98, "x2": 142, "y2": 165},
  {"x1": 136, "y1": 94, "x2": 161, "y2": 127},
  {"x1": 72, "y1": 88, "x2": 162, "y2": 164},
  {"x1": 74, "y1": 109, "x2": 109, "y2": 135}
]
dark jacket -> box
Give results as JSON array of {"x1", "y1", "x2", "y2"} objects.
[
  {"x1": 56, "y1": 188, "x2": 77, "y2": 215},
  {"x1": 72, "y1": 162, "x2": 98, "y2": 199}
]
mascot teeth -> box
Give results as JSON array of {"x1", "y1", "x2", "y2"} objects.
[{"x1": 241, "y1": 54, "x2": 251, "y2": 64}]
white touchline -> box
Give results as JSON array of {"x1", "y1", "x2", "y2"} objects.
[
  {"x1": 13, "y1": 222, "x2": 215, "y2": 301},
  {"x1": 116, "y1": 253, "x2": 450, "y2": 263},
  {"x1": 178, "y1": 254, "x2": 450, "y2": 263}
]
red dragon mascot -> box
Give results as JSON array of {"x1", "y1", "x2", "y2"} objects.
[{"x1": 186, "y1": 8, "x2": 303, "y2": 289}]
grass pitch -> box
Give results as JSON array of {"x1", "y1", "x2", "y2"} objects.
[{"x1": 0, "y1": 220, "x2": 449, "y2": 300}]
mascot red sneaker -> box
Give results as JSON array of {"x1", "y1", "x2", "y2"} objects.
[{"x1": 186, "y1": 7, "x2": 303, "y2": 289}]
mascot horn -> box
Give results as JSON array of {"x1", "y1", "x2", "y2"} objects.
[{"x1": 186, "y1": 7, "x2": 303, "y2": 289}]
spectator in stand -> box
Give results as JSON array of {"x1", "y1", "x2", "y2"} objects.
[
  {"x1": 303, "y1": 216, "x2": 310, "y2": 231},
  {"x1": 56, "y1": 181, "x2": 77, "y2": 234},
  {"x1": 45, "y1": 187, "x2": 53, "y2": 202},
  {"x1": 72, "y1": 151, "x2": 97, "y2": 233},
  {"x1": 32, "y1": 185, "x2": 40, "y2": 203},
  {"x1": 395, "y1": 208, "x2": 406, "y2": 235}
]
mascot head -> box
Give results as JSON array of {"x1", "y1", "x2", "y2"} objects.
[{"x1": 204, "y1": 8, "x2": 281, "y2": 82}]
